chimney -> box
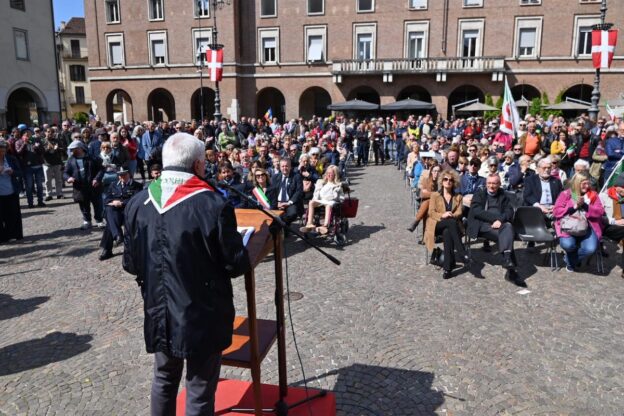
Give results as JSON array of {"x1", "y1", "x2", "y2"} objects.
[{"x1": 60, "y1": 21, "x2": 66, "y2": 31}]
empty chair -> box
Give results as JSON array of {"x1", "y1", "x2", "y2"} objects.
[{"x1": 513, "y1": 206, "x2": 558, "y2": 270}]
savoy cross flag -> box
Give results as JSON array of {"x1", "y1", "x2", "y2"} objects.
[
  {"x1": 592, "y1": 29, "x2": 618, "y2": 69},
  {"x1": 500, "y1": 77, "x2": 520, "y2": 137},
  {"x1": 206, "y1": 48, "x2": 223, "y2": 82}
]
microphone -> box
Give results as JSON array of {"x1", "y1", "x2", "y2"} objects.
[{"x1": 205, "y1": 178, "x2": 228, "y2": 189}]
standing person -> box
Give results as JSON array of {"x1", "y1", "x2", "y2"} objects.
[
  {"x1": 42, "y1": 128, "x2": 65, "y2": 200},
  {"x1": 132, "y1": 125, "x2": 147, "y2": 180},
  {"x1": 355, "y1": 124, "x2": 369, "y2": 167},
  {"x1": 123, "y1": 132, "x2": 250, "y2": 416},
  {"x1": 119, "y1": 126, "x2": 138, "y2": 176},
  {"x1": 64, "y1": 140, "x2": 105, "y2": 230},
  {"x1": 15, "y1": 130, "x2": 46, "y2": 208},
  {"x1": 553, "y1": 172, "x2": 604, "y2": 272},
  {"x1": 141, "y1": 122, "x2": 163, "y2": 172},
  {"x1": 0, "y1": 140, "x2": 23, "y2": 243}
]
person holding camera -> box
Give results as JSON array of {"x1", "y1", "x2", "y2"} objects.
[{"x1": 42, "y1": 128, "x2": 65, "y2": 201}]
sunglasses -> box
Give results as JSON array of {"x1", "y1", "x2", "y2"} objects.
[
  {"x1": 514, "y1": 148, "x2": 522, "y2": 151},
  {"x1": 255, "y1": 173, "x2": 265, "y2": 178},
  {"x1": 442, "y1": 177, "x2": 454, "y2": 182}
]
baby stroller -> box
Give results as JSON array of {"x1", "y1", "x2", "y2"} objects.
[{"x1": 302, "y1": 183, "x2": 358, "y2": 246}]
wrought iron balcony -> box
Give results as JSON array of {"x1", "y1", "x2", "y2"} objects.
[{"x1": 332, "y1": 56, "x2": 506, "y2": 75}]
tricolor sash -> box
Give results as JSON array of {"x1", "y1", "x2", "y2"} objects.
[
  {"x1": 252, "y1": 186, "x2": 272, "y2": 209},
  {"x1": 147, "y1": 171, "x2": 214, "y2": 214}
]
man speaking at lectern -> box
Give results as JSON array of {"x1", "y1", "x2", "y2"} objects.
[{"x1": 123, "y1": 132, "x2": 250, "y2": 415}]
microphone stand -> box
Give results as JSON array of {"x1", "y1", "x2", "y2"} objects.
[{"x1": 214, "y1": 180, "x2": 333, "y2": 415}]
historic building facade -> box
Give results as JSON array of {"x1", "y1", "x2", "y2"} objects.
[
  {"x1": 0, "y1": 0, "x2": 61, "y2": 129},
  {"x1": 57, "y1": 18, "x2": 92, "y2": 120},
  {"x1": 85, "y1": 0, "x2": 624, "y2": 122}
]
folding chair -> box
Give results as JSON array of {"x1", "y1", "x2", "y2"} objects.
[{"x1": 513, "y1": 206, "x2": 558, "y2": 271}]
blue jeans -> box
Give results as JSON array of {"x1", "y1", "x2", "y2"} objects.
[
  {"x1": 559, "y1": 228, "x2": 598, "y2": 267},
  {"x1": 384, "y1": 137, "x2": 395, "y2": 161},
  {"x1": 128, "y1": 159, "x2": 138, "y2": 177},
  {"x1": 24, "y1": 165, "x2": 45, "y2": 205}
]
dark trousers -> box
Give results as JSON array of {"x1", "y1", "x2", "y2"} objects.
[
  {"x1": 280, "y1": 204, "x2": 301, "y2": 225},
  {"x1": 0, "y1": 193, "x2": 23, "y2": 242},
  {"x1": 356, "y1": 142, "x2": 369, "y2": 165},
  {"x1": 151, "y1": 351, "x2": 221, "y2": 416},
  {"x1": 78, "y1": 190, "x2": 103, "y2": 223},
  {"x1": 24, "y1": 165, "x2": 44, "y2": 205},
  {"x1": 478, "y1": 222, "x2": 514, "y2": 253},
  {"x1": 603, "y1": 224, "x2": 624, "y2": 242},
  {"x1": 137, "y1": 157, "x2": 146, "y2": 179},
  {"x1": 435, "y1": 218, "x2": 467, "y2": 271},
  {"x1": 372, "y1": 140, "x2": 385, "y2": 165},
  {"x1": 99, "y1": 206, "x2": 124, "y2": 250}
]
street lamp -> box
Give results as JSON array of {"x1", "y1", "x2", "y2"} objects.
[
  {"x1": 211, "y1": 0, "x2": 231, "y2": 122},
  {"x1": 589, "y1": 0, "x2": 612, "y2": 122}
]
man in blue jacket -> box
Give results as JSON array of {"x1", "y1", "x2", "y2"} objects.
[{"x1": 141, "y1": 121, "x2": 163, "y2": 172}]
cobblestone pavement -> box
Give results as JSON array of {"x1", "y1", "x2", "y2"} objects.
[{"x1": 1, "y1": 164, "x2": 624, "y2": 416}]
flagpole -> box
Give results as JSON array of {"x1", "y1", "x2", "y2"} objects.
[
  {"x1": 600, "y1": 154, "x2": 624, "y2": 194},
  {"x1": 589, "y1": 0, "x2": 611, "y2": 122}
]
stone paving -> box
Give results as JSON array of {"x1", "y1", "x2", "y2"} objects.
[{"x1": 1, "y1": 163, "x2": 624, "y2": 415}]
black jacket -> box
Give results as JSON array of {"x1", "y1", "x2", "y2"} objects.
[
  {"x1": 63, "y1": 155, "x2": 103, "y2": 201},
  {"x1": 467, "y1": 188, "x2": 515, "y2": 238},
  {"x1": 271, "y1": 172, "x2": 304, "y2": 210},
  {"x1": 123, "y1": 187, "x2": 250, "y2": 358},
  {"x1": 522, "y1": 174, "x2": 563, "y2": 207},
  {"x1": 104, "y1": 179, "x2": 144, "y2": 207}
]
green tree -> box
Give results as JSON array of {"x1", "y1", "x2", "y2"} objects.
[
  {"x1": 529, "y1": 98, "x2": 542, "y2": 118},
  {"x1": 484, "y1": 94, "x2": 496, "y2": 121},
  {"x1": 73, "y1": 112, "x2": 89, "y2": 125}
]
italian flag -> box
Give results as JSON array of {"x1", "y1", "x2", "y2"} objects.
[
  {"x1": 148, "y1": 171, "x2": 214, "y2": 214},
  {"x1": 500, "y1": 77, "x2": 520, "y2": 137},
  {"x1": 252, "y1": 186, "x2": 271, "y2": 209}
]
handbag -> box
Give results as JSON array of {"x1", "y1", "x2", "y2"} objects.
[
  {"x1": 560, "y1": 210, "x2": 589, "y2": 237},
  {"x1": 430, "y1": 247, "x2": 444, "y2": 267}
]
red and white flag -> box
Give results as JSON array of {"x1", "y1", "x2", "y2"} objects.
[
  {"x1": 206, "y1": 48, "x2": 223, "y2": 82},
  {"x1": 592, "y1": 29, "x2": 618, "y2": 69},
  {"x1": 500, "y1": 77, "x2": 520, "y2": 137}
]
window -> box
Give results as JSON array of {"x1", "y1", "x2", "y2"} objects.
[
  {"x1": 69, "y1": 65, "x2": 86, "y2": 81},
  {"x1": 408, "y1": 0, "x2": 427, "y2": 9},
  {"x1": 579, "y1": 0, "x2": 600, "y2": 3},
  {"x1": 10, "y1": 0, "x2": 25, "y2": 11},
  {"x1": 357, "y1": 0, "x2": 374, "y2": 12},
  {"x1": 261, "y1": 0, "x2": 276, "y2": 17},
  {"x1": 13, "y1": 29, "x2": 28, "y2": 60},
  {"x1": 520, "y1": 0, "x2": 541, "y2": 4},
  {"x1": 458, "y1": 19, "x2": 484, "y2": 67},
  {"x1": 353, "y1": 24, "x2": 376, "y2": 60},
  {"x1": 305, "y1": 26, "x2": 326, "y2": 62},
  {"x1": 573, "y1": 16, "x2": 600, "y2": 56},
  {"x1": 258, "y1": 28, "x2": 279, "y2": 63},
  {"x1": 148, "y1": 31, "x2": 168, "y2": 65},
  {"x1": 149, "y1": 0, "x2": 164, "y2": 20},
  {"x1": 106, "y1": 34, "x2": 124, "y2": 66},
  {"x1": 463, "y1": 0, "x2": 482, "y2": 7},
  {"x1": 195, "y1": 0, "x2": 209, "y2": 17},
  {"x1": 514, "y1": 17, "x2": 542, "y2": 58},
  {"x1": 405, "y1": 21, "x2": 429, "y2": 59},
  {"x1": 105, "y1": 0, "x2": 120, "y2": 23},
  {"x1": 308, "y1": 0, "x2": 323, "y2": 15},
  {"x1": 192, "y1": 29, "x2": 213, "y2": 65},
  {"x1": 71, "y1": 39, "x2": 81, "y2": 58},
  {"x1": 462, "y1": 30, "x2": 478, "y2": 57},
  {"x1": 75, "y1": 86, "x2": 85, "y2": 104}
]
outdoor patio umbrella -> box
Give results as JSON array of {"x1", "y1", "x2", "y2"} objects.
[
  {"x1": 327, "y1": 99, "x2": 379, "y2": 111},
  {"x1": 514, "y1": 100, "x2": 529, "y2": 108},
  {"x1": 380, "y1": 98, "x2": 436, "y2": 111},
  {"x1": 543, "y1": 102, "x2": 590, "y2": 110},
  {"x1": 456, "y1": 102, "x2": 499, "y2": 112}
]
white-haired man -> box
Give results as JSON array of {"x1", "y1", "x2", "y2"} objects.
[{"x1": 123, "y1": 133, "x2": 250, "y2": 415}]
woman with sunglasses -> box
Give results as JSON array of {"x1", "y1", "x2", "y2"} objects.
[
  {"x1": 424, "y1": 169, "x2": 470, "y2": 279},
  {"x1": 246, "y1": 168, "x2": 277, "y2": 210}
]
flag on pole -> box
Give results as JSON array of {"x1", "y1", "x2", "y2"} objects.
[
  {"x1": 206, "y1": 48, "x2": 223, "y2": 82},
  {"x1": 592, "y1": 29, "x2": 618, "y2": 69},
  {"x1": 500, "y1": 77, "x2": 520, "y2": 137},
  {"x1": 601, "y1": 157, "x2": 624, "y2": 194},
  {"x1": 264, "y1": 107, "x2": 273, "y2": 122}
]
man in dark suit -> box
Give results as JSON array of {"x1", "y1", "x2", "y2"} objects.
[
  {"x1": 272, "y1": 158, "x2": 303, "y2": 225},
  {"x1": 522, "y1": 157, "x2": 563, "y2": 220},
  {"x1": 468, "y1": 174, "x2": 525, "y2": 287},
  {"x1": 123, "y1": 133, "x2": 250, "y2": 415},
  {"x1": 99, "y1": 168, "x2": 144, "y2": 260}
]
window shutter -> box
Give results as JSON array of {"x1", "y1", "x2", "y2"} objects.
[
  {"x1": 308, "y1": 36, "x2": 323, "y2": 61},
  {"x1": 519, "y1": 28, "x2": 535, "y2": 48},
  {"x1": 111, "y1": 42, "x2": 122, "y2": 65}
]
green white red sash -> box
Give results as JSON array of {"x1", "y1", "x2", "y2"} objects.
[
  {"x1": 147, "y1": 171, "x2": 214, "y2": 214},
  {"x1": 252, "y1": 186, "x2": 271, "y2": 209}
]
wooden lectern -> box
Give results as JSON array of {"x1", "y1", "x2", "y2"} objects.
[{"x1": 221, "y1": 209, "x2": 288, "y2": 416}]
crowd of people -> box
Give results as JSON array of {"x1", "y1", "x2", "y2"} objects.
[{"x1": 3, "y1": 111, "x2": 624, "y2": 284}]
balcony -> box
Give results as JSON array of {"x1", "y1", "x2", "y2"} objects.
[
  {"x1": 332, "y1": 56, "x2": 506, "y2": 75},
  {"x1": 62, "y1": 53, "x2": 84, "y2": 60}
]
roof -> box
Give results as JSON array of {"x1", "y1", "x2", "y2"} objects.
[{"x1": 59, "y1": 17, "x2": 85, "y2": 35}]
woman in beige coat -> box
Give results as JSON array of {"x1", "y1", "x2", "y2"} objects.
[{"x1": 424, "y1": 169, "x2": 470, "y2": 279}]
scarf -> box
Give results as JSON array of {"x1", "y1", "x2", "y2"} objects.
[
  {"x1": 147, "y1": 170, "x2": 214, "y2": 214},
  {"x1": 252, "y1": 186, "x2": 271, "y2": 209}
]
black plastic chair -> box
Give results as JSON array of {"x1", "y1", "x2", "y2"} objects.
[{"x1": 513, "y1": 206, "x2": 558, "y2": 270}]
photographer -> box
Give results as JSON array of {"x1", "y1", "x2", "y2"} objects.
[{"x1": 42, "y1": 128, "x2": 65, "y2": 201}]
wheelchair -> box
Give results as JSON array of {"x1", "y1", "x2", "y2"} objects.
[{"x1": 301, "y1": 183, "x2": 357, "y2": 247}]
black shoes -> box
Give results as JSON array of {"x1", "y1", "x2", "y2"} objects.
[
  {"x1": 99, "y1": 249, "x2": 113, "y2": 261},
  {"x1": 37, "y1": 202, "x2": 46, "y2": 208},
  {"x1": 407, "y1": 220, "x2": 419, "y2": 232},
  {"x1": 44, "y1": 196, "x2": 53, "y2": 201},
  {"x1": 502, "y1": 252, "x2": 515, "y2": 270},
  {"x1": 505, "y1": 269, "x2": 527, "y2": 288},
  {"x1": 57, "y1": 195, "x2": 64, "y2": 199},
  {"x1": 443, "y1": 270, "x2": 452, "y2": 279},
  {"x1": 114, "y1": 236, "x2": 123, "y2": 247},
  {"x1": 460, "y1": 253, "x2": 472, "y2": 265},
  {"x1": 482, "y1": 241, "x2": 491, "y2": 252}
]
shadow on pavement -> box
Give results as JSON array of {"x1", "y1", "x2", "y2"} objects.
[
  {"x1": 291, "y1": 363, "x2": 446, "y2": 415},
  {"x1": 20, "y1": 209, "x2": 55, "y2": 219},
  {"x1": 0, "y1": 294, "x2": 49, "y2": 320},
  {"x1": 0, "y1": 332, "x2": 93, "y2": 377}
]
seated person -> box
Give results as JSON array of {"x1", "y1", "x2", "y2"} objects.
[
  {"x1": 424, "y1": 169, "x2": 469, "y2": 279},
  {"x1": 508, "y1": 155, "x2": 534, "y2": 192},
  {"x1": 407, "y1": 161, "x2": 440, "y2": 232},
  {"x1": 215, "y1": 161, "x2": 246, "y2": 208},
  {"x1": 604, "y1": 173, "x2": 624, "y2": 277},
  {"x1": 459, "y1": 158, "x2": 485, "y2": 208},
  {"x1": 522, "y1": 157, "x2": 563, "y2": 222},
  {"x1": 272, "y1": 158, "x2": 304, "y2": 225},
  {"x1": 99, "y1": 168, "x2": 143, "y2": 260},
  {"x1": 246, "y1": 167, "x2": 277, "y2": 209},
  {"x1": 468, "y1": 174, "x2": 523, "y2": 286},
  {"x1": 553, "y1": 172, "x2": 605, "y2": 272},
  {"x1": 300, "y1": 165, "x2": 344, "y2": 235}
]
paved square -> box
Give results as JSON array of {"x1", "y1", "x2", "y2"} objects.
[{"x1": 1, "y1": 164, "x2": 624, "y2": 415}]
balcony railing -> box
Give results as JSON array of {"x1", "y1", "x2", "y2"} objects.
[{"x1": 332, "y1": 56, "x2": 506, "y2": 75}]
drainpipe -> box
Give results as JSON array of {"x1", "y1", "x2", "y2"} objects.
[
  {"x1": 50, "y1": 0, "x2": 62, "y2": 125},
  {"x1": 442, "y1": 0, "x2": 449, "y2": 54}
]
